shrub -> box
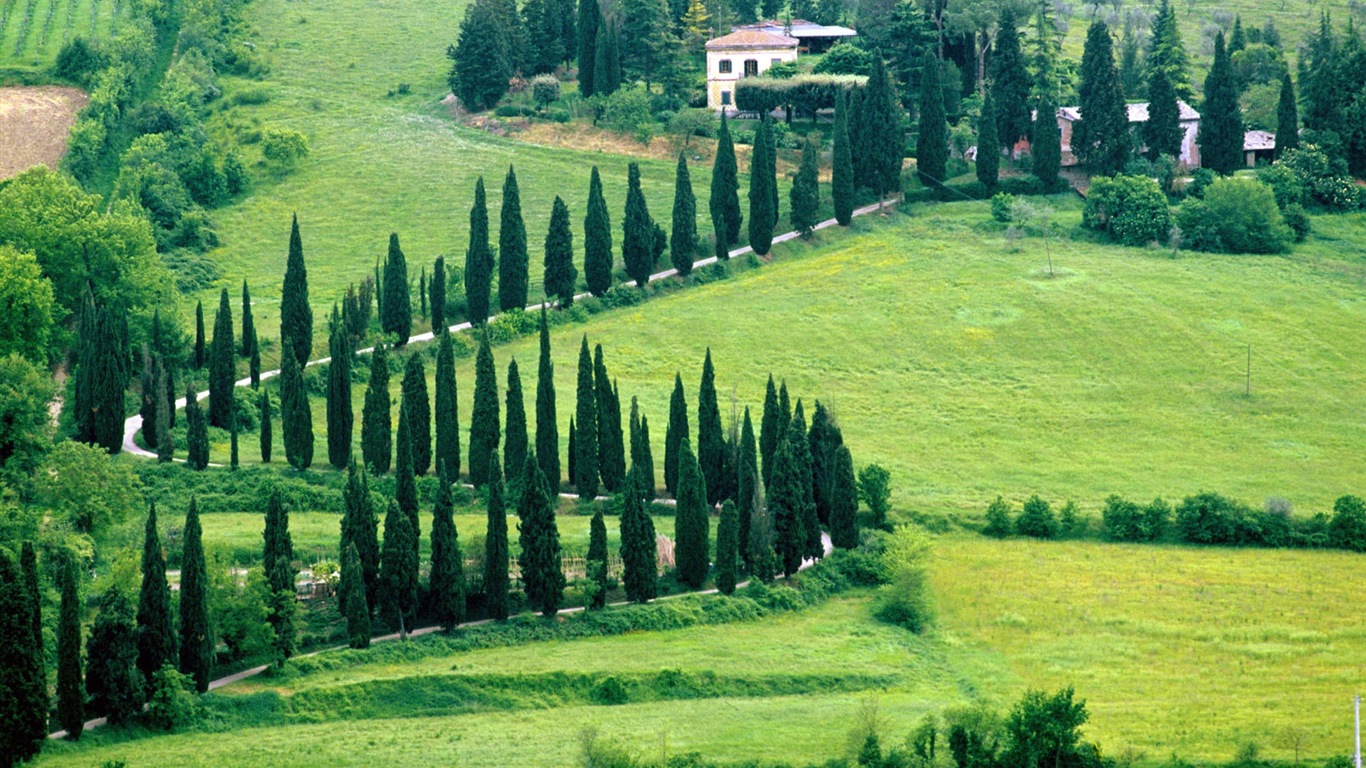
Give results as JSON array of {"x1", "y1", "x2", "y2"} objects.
[
  {"x1": 1199, "y1": 177, "x2": 1291, "y2": 254},
  {"x1": 1082, "y1": 174, "x2": 1172, "y2": 247},
  {"x1": 260, "y1": 127, "x2": 309, "y2": 170},
  {"x1": 873, "y1": 525, "x2": 933, "y2": 633},
  {"x1": 1255, "y1": 163, "x2": 1305, "y2": 209},
  {"x1": 856, "y1": 464, "x2": 891, "y2": 530},
  {"x1": 813, "y1": 43, "x2": 874, "y2": 76},
  {"x1": 493, "y1": 104, "x2": 535, "y2": 117},
  {"x1": 1174, "y1": 492, "x2": 1247, "y2": 545},
  {"x1": 734, "y1": 75, "x2": 866, "y2": 120},
  {"x1": 766, "y1": 61, "x2": 800, "y2": 79},
  {"x1": 590, "y1": 674, "x2": 630, "y2": 704},
  {"x1": 1282, "y1": 203, "x2": 1311, "y2": 242},
  {"x1": 982, "y1": 496, "x2": 1012, "y2": 537},
  {"x1": 1102, "y1": 494, "x2": 1144, "y2": 541},
  {"x1": 1329, "y1": 495, "x2": 1366, "y2": 552},
  {"x1": 545, "y1": 108, "x2": 571, "y2": 123},
  {"x1": 1174, "y1": 198, "x2": 1222, "y2": 252},
  {"x1": 146, "y1": 664, "x2": 199, "y2": 730},
  {"x1": 1188, "y1": 167, "x2": 1215, "y2": 198},
  {"x1": 599, "y1": 85, "x2": 652, "y2": 132},
  {"x1": 990, "y1": 192, "x2": 1014, "y2": 222},
  {"x1": 54, "y1": 37, "x2": 108, "y2": 85},
  {"x1": 1279, "y1": 146, "x2": 1363, "y2": 211},
  {"x1": 1014, "y1": 495, "x2": 1056, "y2": 539}
]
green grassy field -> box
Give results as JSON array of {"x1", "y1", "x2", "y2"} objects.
[
  {"x1": 0, "y1": 0, "x2": 119, "y2": 72},
  {"x1": 36, "y1": 536, "x2": 1366, "y2": 767}
]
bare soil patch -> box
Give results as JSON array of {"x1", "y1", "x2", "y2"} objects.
[{"x1": 0, "y1": 86, "x2": 88, "y2": 180}]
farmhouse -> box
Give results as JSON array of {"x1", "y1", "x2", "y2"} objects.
[
  {"x1": 703, "y1": 21, "x2": 857, "y2": 111},
  {"x1": 1016, "y1": 100, "x2": 1203, "y2": 167}
]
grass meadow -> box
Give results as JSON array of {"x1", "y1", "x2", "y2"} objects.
[{"x1": 35, "y1": 536, "x2": 1366, "y2": 767}]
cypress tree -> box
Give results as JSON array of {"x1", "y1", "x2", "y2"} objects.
[
  {"x1": 664, "y1": 373, "x2": 687, "y2": 495},
  {"x1": 429, "y1": 468, "x2": 466, "y2": 630},
  {"x1": 57, "y1": 553, "x2": 84, "y2": 739},
  {"x1": 587, "y1": 509, "x2": 608, "y2": 608},
  {"x1": 241, "y1": 280, "x2": 255, "y2": 358},
  {"x1": 778, "y1": 381, "x2": 791, "y2": 439},
  {"x1": 17, "y1": 542, "x2": 46, "y2": 748},
  {"x1": 194, "y1": 300, "x2": 205, "y2": 369},
  {"x1": 1074, "y1": 20, "x2": 1131, "y2": 175},
  {"x1": 361, "y1": 343, "x2": 392, "y2": 473},
  {"x1": 992, "y1": 7, "x2": 1032, "y2": 150},
  {"x1": 469, "y1": 333, "x2": 501, "y2": 487},
  {"x1": 808, "y1": 402, "x2": 837, "y2": 525},
  {"x1": 258, "y1": 389, "x2": 272, "y2": 463},
  {"x1": 381, "y1": 233, "x2": 413, "y2": 344},
  {"x1": 517, "y1": 453, "x2": 564, "y2": 616},
  {"x1": 790, "y1": 135, "x2": 820, "y2": 235},
  {"x1": 1032, "y1": 90, "x2": 1062, "y2": 189},
  {"x1": 1229, "y1": 15, "x2": 1245, "y2": 55},
  {"x1": 584, "y1": 167, "x2": 614, "y2": 296},
  {"x1": 155, "y1": 358, "x2": 174, "y2": 462},
  {"x1": 747, "y1": 480, "x2": 777, "y2": 583},
  {"x1": 279, "y1": 341, "x2": 314, "y2": 470},
  {"x1": 629, "y1": 397, "x2": 656, "y2": 500},
  {"x1": 249, "y1": 328, "x2": 261, "y2": 389},
  {"x1": 578, "y1": 0, "x2": 599, "y2": 96},
  {"x1": 831, "y1": 91, "x2": 855, "y2": 226},
  {"x1": 1199, "y1": 32, "x2": 1243, "y2": 175},
  {"x1": 84, "y1": 585, "x2": 142, "y2": 725},
  {"x1": 769, "y1": 422, "x2": 804, "y2": 577},
  {"x1": 865, "y1": 56, "x2": 903, "y2": 199},
  {"x1": 543, "y1": 196, "x2": 577, "y2": 307},
  {"x1": 593, "y1": 21, "x2": 622, "y2": 96},
  {"x1": 230, "y1": 410, "x2": 240, "y2": 469},
  {"x1": 737, "y1": 406, "x2": 757, "y2": 564},
  {"x1": 140, "y1": 348, "x2": 158, "y2": 450},
  {"x1": 435, "y1": 331, "x2": 461, "y2": 480},
  {"x1": 483, "y1": 453, "x2": 510, "y2": 620},
  {"x1": 379, "y1": 499, "x2": 417, "y2": 638},
  {"x1": 759, "y1": 375, "x2": 780, "y2": 487},
  {"x1": 137, "y1": 503, "x2": 175, "y2": 685},
  {"x1": 186, "y1": 387, "x2": 209, "y2": 470},
  {"x1": 829, "y1": 444, "x2": 860, "y2": 549},
  {"x1": 670, "y1": 153, "x2": 697, "y2": 275},
  {"x1": 567, "y1": 417, "x2": 577, "y2": 489},
  {"x1": 619, "y1": 466, "x2": 657, "y2": 602},
  {"x1": 465, "y1": 178, "x2": 494, "y2": 325},
  {"x1": 747, "y1": 118, "x2": 776, "y2": 255},
  {"x1": 594, "y1": 345, "x2": 624, "y2": 492},
  {"x1": 327, "y1": 309, "x2": 354, "y2": 469},
  {"x1": 977, "y1": 85, "x2": 1000, "y2": 186},
  {"x1": 696, "y1": 349, "x2": 724, "y2": 505},
  {"x1": 499, "y1": 166, "x2": 530, "y2": 311},
  {"x1": 1, "y1": 548, "x2": 44, "y2": 762},
  {"x1": 1143, "y1": 68, "x2": 1182, "y2": 160},
  {"x1": 622, "y1": 162, "x2": 653, "y2": 287},
  {"x1": 917, "y1": 49, "x2": 948, "y2": 189},
  {"x1": 179, "y1": 498, "x2": 212, "y2": 692},
  {"x1": 574, "y1": 337, "x2": 599, "y2": 499},
  {"x1": 341, "y1": 460, "x2": 380, "y2": 612},
  {"x1": 281, "y1": 214, "x2": 313, "y2": 368},
  {"x1": 419, "y1": 268, "x2": 427, "y2": 320},
  {"x1": 535, "y1": 309, "x2": 561, "y2": 488},
  {"x1": 673, "y1": 436, "x2": 710, "y2": 589},
  {"x1": 710, "y1": 111, "x2": 742, "y2": 257},
  {"x1": 715, "y1": 499, "x2": 739, "y2": 595},
  {"x1": 1146, "y1": 0, "x2": 1193, "y2": 101},
  {"x1": 1275, "y1": 72, "x2": 1299, "y2": 159},
  {"x1": 341, "y1": 542, "x2": 370, "y2": 648},
  {"x1": 79, "y1": 305, "x2": 124, "y2": 454},
  {"x1": 401, "y1": 353, "x2": 431, "y2": 476},
  {"x1": 395, "y1": 408, "x2": 420, "y2": 564},
  {"x1": 505, "y1": 359, "x2": 528, "y2": 486},
  {"x1": 263, "y1": 489, "x2": 296, "y2": 600},
  {"x1": 791, "y1": 403, "x2": 821, "y2": 560},
  {"x1": 431, "y1": 256, "x2": 447, "y2": 332}
]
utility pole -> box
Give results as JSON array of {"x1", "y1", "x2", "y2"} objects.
[{"x1": 1355, "y1": 694, "x2": 1361, "y2": 768}]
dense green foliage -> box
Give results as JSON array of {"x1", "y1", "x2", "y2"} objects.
[
  {"x1": 185, "y1": 388, "x2": 210, "y2": 470},
  {"x1": 832, "y1": 93, "x2": 855, "y2": 225},
  {"x1": 179, "y1": 499, "x2": 213, "y2": 692},
  {"x1": 535, "y1": 311, "x2": 561, "y2": 488},
  {"x1": 1177, "y1": 177, "x2": 1291, "y2": 253},
  {"x1": 673, "y1": 436, "x2": 710, "y2": 589},
  {"x1": 584, "y1": 167, "x2": 613, "y2": 297},
  {"x1": 790, "y1": 136, "x2": 821, "y2": 236},
  {"x1": 747, "y1": 119, "x2": 776, "y2": 256},
  {"x1": 1199, "y1": 33, "x2": 1244, "y2": 175},
  {"x1": 543, "y1": 197, "x2": 577, "y2": 306},
  {"x1": 484, "y1": 453, "x2": 510, "y2": 620},
  {"x1": 402, "y1": 354, "x2": 432, "y2": 476},
  {"x1": 696, "y1": 349, "x2": 724, "y2": 506},
  {"x1": 435, "y1": 331, "x2": 461, "y2": 480},
  {"x1": 278, "y1": 342, "x2": 314, "y2": 470},
  {"x1": 465, "y1": 178, "x2": 494, "y2": 326},
  {"x1": 1032, "y1": 92, "x2": 1062, "y2": 189},
  {"x1": 664, "y1": 373, "x2": 688, "y2": 496},
  {"x1": 429, "y1": 469, "x2": 466, "y2": 630},
  {"x1": 56, "y1": 555, "x2": 85, "y2": 739},
  {"x1": 992, "y1": 8, "x2": 1032, "y2": 149},
  {"x1": 710, "y1": 113, "x2": 743, "y2": 256},
  {"x1": 380, "y1": 499, "x2": 418, "y2": 636},
  {"x1": 208, "y1": 289, "x2": 235, "y2": 429},
  {"x1": 469, "y1": 334, "x2": 502, "y2": 487},
  {"x1": 715, "y1": 500, "x2": 739, "y2": 595},
  {"x1": 137, "y1": 503, "x2": 176, "y2": 684},
  {"x1": 326, "y1": 311, "x2": 354, "y2": 469},
  {"x1": 362, "y1": 344, "x2": 392, "y2": 474},
  {"x1": 976, "y1": 87, "x2": 1000, "y2": 187},
  {"x1": 518, "y1": 454, "x2": 564, "y2": 616},
  {"x1": 381, "y1": 233, "x2": 412, "y2": 344},
  {"x1": 499, "y1": 167, "x2": 530, "y2": 312},
  {"x1": 670, "y1": 154, "x2": 697, "y2": 275},
  {"x1": 587, "y1": 509, "x2": 609, "y2": 609},
  {"x1": 430, "y1": 256, "x2": 447, "y2": 332},
  {"x1": 85, "y1": 585, "x2": 143, "y2": 726},
  {"x1": 574, "y1": 337, "x2": 599, "y2": 499},
  {"x1": 829, "y1": 445, "x2": 860, "y2": 549},
  {"x1": 623, "y1": 163, "x2": 654, "y2": 288},
  {"x1": 1275, "y1": 72, "x2": 1299, "y2": 160},
  {"x1": 281, "y1": 215, "x2": 313, "y2": 369},
  {"x1": 1083, "y1": 175, "x2": 1172, "y2": 247},
  {"x1": 594, "y1": 346, "x2": 626, "y2": 492},
  {"x1": 620, "y1": 467, "x2": 658, "y2": 603},
  {"x1": 341, "y1": 542, "x2": 371, "y2": 649},
  {"x1": 504, "y1": 359, "x2": 529, "y2": 490},
  {"x1": 341, "y1": 461, "x2": 380, "y2": 612}
]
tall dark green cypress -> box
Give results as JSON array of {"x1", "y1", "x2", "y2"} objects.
[
  {"x1": 577, "y1": 0, "x2": 599, "y2": 96},
  {"x1": 185, "y1": 387, "x2": 209, "y2": 470},
  {"x1": 1, "y1": 547, "x2": 46, "y2": 763},
  {"x1": 1032, "y1": 90, "x2": 1062, "y2": 189},
  {"x1": 663, "y1": 373, "x2": 687, "y2": 495},
  {"x1": 715, "y1": 499, "x2": 739, "y2": 595},
  {"x1": 137, "y1": 503, "x2": 174, "y2": 685},
  {"x1": 209, "y1": 289, "x2": 235, "y2": 429},
  {"x1": 710, "y1": 111, "x2": 742, "y2": 257},
  {"x1": 431, "y1": 256, "x2": 447, "y2": 332},
  {"x1": 263, "y1": 489, "x2": 296, "y2": 601},
  {"x1": 429, "y1": 468, "x2": 466, "y2": 630},
  {"x1": 435, "y1": 331, "x2": 461, "y2": 480},
  {"x1": 759, "y1": 375, "x2": 780, "y2": 487},
  {"x1": 499, "y1": 166, "x2": 530, "y2": 311},
  {"x1": 140, "y1": 349, "x2": 158, "y2": 451},
  {"x1": 361, "y1": 343, "x2": 392, "y2": 473},
  {"x1": 992, "y1": 7, "x2": 1032, "y2": 150},
  {"x1": 658, "y1": 158, "x2": 690, "y2": 284},
  {"x1": 258, "y1": 389, "x2": 272, "y2": 464},
  {"x1": 747, "y1": 118, "x2": 776, "y2": 255},
  {"x1": 769, "y1": 422, "x2": 804, "y2": 577},
  {"x1": 504, "y1": 359, "x2": 528, "y2": 486},
  {"x1": 574, "y1": 337, "x2": 600, "y2": 498},
  {"x1": 594, "y1": 345, "x2": 624, "y2": 492},
  {"x1": 279, "y1": 340, "x2": 314, "y2": 470},
  {"x1": 778, "y1": 381, "x2": 791, "y2": 440},
  {"x1": 85, "y1": 586, "x2": 142, "y2": 725},
  {"x1": 249, "y1": 328, "x2": 261, "y2": 389},
  {"x1": 586, "y1": 509, "x2": 608, "y2": 608},
  {"x1": 535, "y1": 309, "x2": 561, "y2": 488},
  {"x1": 808, "y1": 401, "x2": 834, "y2": 524},
  {"x1": 593, "y1": 21, "x2": 621, "y2": 96},
  {"x1": 832, "y1": 91, "x2": 854, "y2": 225},
  {"x1": 622, "y1": 162, "x2": 652, "y2": 287},
  {"x1": 977, "y1": 85, "x2": 1000, "y2": 186},
  {"x1": 281, "y1": 214, "x2": 313, "y2": 368},
  {"x1": 465, "y1": 178, "x2": 494, "y2": 325},
  {"x1": 419, "y1": 268, "x2": 427, "y2": 319},
  {"x1": 379, "y1": 499, "x2": 417, "y2": 638},
  {"x1": 341, "y1": 460, "x2": 380, "y2": 613},
  {"x1": 543, "y1": 196, "x2": 577, "y2": 307},
  {"x1": 155, "y1": 358, "x2": 174, "y2": 462},
  {"x1": 241, "y1": 280, "x2": 255, "y2": 358},
  {"x1": 381, "y1": 233, "x2": 413, "y2": 344},
  {"x1": 1143, "y1": 68, "x2": 1182, "y2": 160},
  {"x1": 326, "y1": 309, "x2": 354, "y2": 469},
  {"x1": 864, "y1": 56, "x2": 903, "y2": 199},
  {"x1": 194, "y1": 299, "x2": 206, "y2": 369},
  {"x1": 696, "y1": 349, "x2": 724, "y2": 505},
  {"x1": 401, "y1": 353, "x2": 431, "y2": 476},
  {"x1": 1275, "y1": 72, "x2": 1299, "y2": 159},
  {"x1": 179, "y1": 498, "x2": 212, "y2": 692},
  {"x1": 483, "y1": 452, "x2": 510, "y2": 620},
  {"x1": 340, "y1": 542, "x2": 371, "y2": 648},
  {"x1": 518, "y1": 453, "x2": 564, "y2": 616},
  {"x1": 1073, "y1": 20, "x2": 1131, "y2": 176},
  {"x1": 567, "y1": 417, "x2": 577, "y2": 490},
  {"x1": 584, "y1": 167, "x2": 614, "y2": 297},
  {"x1": 1199, "y1": 32, "x2": 1243, "y2": 174},
  {"x1": 629, "y1": 397, "x2": 656, "y2": 500},
  {"x1": 469, "y1": 333, "x2": 501, "y2": 487},
  {"x1": 917, "y1": 49, "x2": 948, "y2": 189},
  {"x1": 829, "y1": 444, "x2": 860, "y2": 549},
  {"x1": 230, "y1": 410, "x2": 240, "y2": 469},
  {"x1": 19, "y1": 542, "x2": 46, "y2": 746},
  {"x1": 673, "y1": 436, "x2": 710, "y2": 589},
  {"x1": 57, "y1": 553, "x2": 84, "y2": 739},
  {"x1": 790, "y1": 134, "x2": 821, "y2": 235},
  {"x1": 737, "y1": 406, "x2": 757, "y2": 565},
  {"x1": 395, "y1": 408, "x2": 420, "y2": 561},
  {"x1": 619, "y1": 467, "x2": 657, "y2": 602},
  {"x1": 790, "y1": 402, "x2": 821, "y2": 560}
]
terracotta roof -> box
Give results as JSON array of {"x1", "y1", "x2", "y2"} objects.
[{"x1": 705, "y1": 29, "x2": 799, "y2": 50}]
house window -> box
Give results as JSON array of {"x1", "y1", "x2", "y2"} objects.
[
  {"x1": 743, "y1": 59, "x2": 759, "y2": 77},
  {"x1": 721, "y1": 91, "x2": 732, "y2": 105},
  {"x1": 718, "y1": 59, "x2": 732, "y2": 74}
]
